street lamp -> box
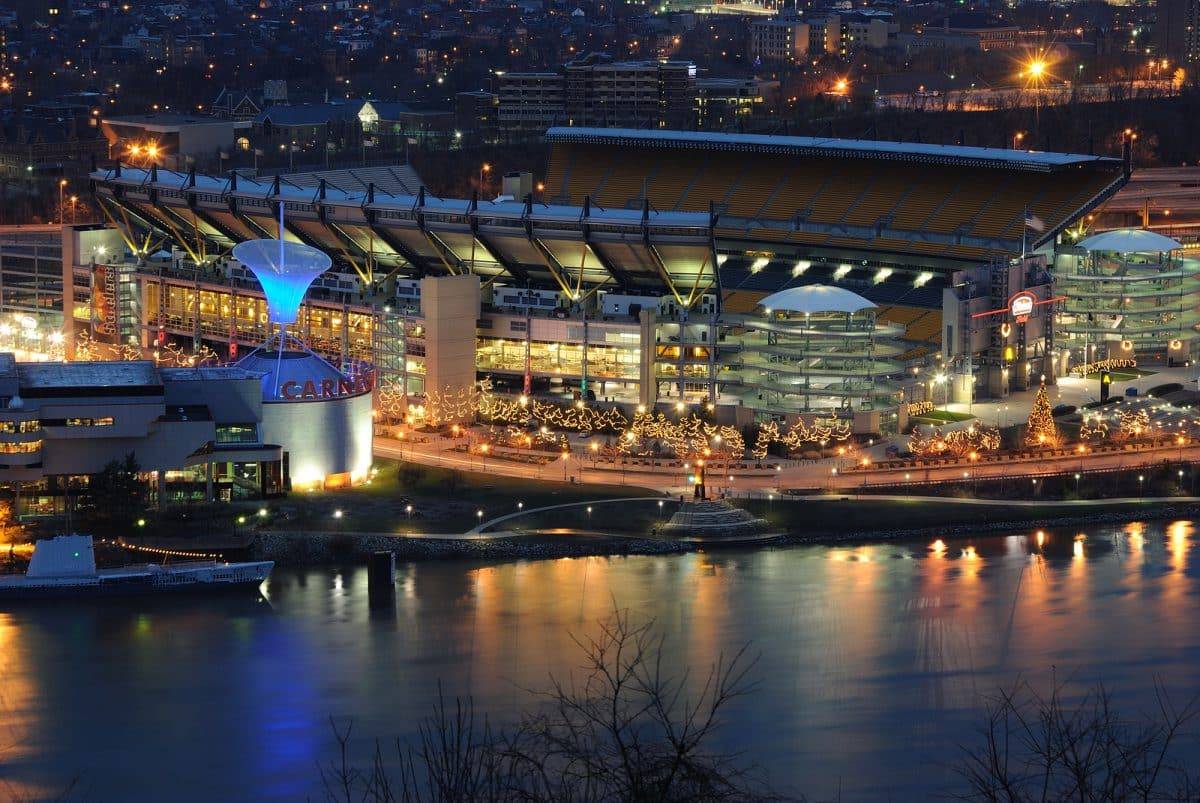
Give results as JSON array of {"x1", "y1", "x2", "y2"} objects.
[
  {"x1": 479, "y1": 162, "x2": 491, "y2": 197},
  {"x1": 1022, "y1": 54, "x2": 1051, "y2": 142},
  {"x1": 58, "y1": 179, "x2": 67, "y2": 225}
]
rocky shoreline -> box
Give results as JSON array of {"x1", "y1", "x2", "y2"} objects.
[{"x1": 253, "y1": 502, "x2": 1200, "y2": 565}]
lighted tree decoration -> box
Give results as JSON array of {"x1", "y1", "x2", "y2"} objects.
[
  {"x1": 910, "y1": 424, "x2": 1001, "y2": 458},
  {"x1": 1118, "y1": 409, "x2": 1151, "y2": 441},
  {"x1": 752, "y1": 420, "x2": 780, "y2": 461},
  {"x1": 1024, "y1": 383, "x2": 1060, "y2": 448},
  {"x1": 1080, "y1": 414, "x2": 1109, "y2": 441}
]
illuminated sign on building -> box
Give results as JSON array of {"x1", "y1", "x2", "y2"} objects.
[
  {"x1": 278, "y1": 371, "x2": 375, "y2": 401},
  {"x1": 1009, "y1": 292, "x2": 1035, "y2": 322},
  {"x1": 971, "y1": 291, "x2": 1066, "y2": 323}
]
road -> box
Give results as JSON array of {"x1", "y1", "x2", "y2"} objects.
[{"x1": 375, "y1": 430, "x2": 1200, "y2": 497}]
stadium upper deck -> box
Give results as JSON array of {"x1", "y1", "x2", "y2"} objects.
[
  {"x1": 90, "y1": 129, "x2": 1127, "y2": 311},
  {"x1": 544, "y1": 128, "x2": 1128, "y2": 264}
]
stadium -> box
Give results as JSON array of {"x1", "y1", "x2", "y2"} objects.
[{"x1": 85, "y1": 127, "x2": 1130, "y2": 434}]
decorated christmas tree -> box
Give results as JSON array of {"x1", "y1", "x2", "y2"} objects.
[{"x1": 1024, "y1": 383, "x2": 1060, "y2": 448}]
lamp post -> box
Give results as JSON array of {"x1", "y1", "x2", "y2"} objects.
[
  {"x1": 58, "y1": 179, "x2": 67, "y2": 225},
  {"x1": 479, "y1": 162, "x2": 490, "y2": 198},
  {"x1": 1023, "y1": 56, "x2": 1048, "y2": 142}
]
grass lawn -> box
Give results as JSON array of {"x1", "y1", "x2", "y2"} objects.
[
  {"x1": 481, "y1": 498, "x2": 683, "y2": 535},
  {"x1": 1085, "y1": 368, "x2": 1156, "y2": 381},
  {"x1": 913, "y1": 409, "x2": 974, "y2": 423},
  {"x1": 734, "y1": 496, "x2": 1170, "y2": 535},
  {"x1": 268, "y1": 458, "x2": 659, "y2": 534}
]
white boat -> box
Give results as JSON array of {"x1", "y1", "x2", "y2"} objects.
[{"x1": 0, "y1": 535, "x2": 273, "y2": 598}]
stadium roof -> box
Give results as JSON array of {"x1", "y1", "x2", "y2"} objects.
[
  {"x1": 92, "y1": 166, "x2": 712, "y2": 229},
  {"x1": 545, "y1": 127, "x2": 1122, "y2": 173}
]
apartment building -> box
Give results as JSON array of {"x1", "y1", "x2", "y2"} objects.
[{"x1": 496, "y1": 54, "x2": 697, "y2": 135}]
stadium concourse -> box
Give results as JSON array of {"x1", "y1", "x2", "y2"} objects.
[{"x1": 87, "y1": 127, "x2": 1129, "y2": 435}]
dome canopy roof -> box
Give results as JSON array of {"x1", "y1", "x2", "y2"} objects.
[
  {"x1": 759, "y1": 284, "x2": 877, "y2": 315},
  {"x1": 1076, "y1": 229, "x2": 1183, "y2": 254}
]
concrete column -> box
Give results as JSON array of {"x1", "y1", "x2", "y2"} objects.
[
  {"x1": 984, "y1": 364, "x2": 1008, "y2": 398},
  {"x1": 638, "y1": 308, "x2": 657, "y2": 409},
  {"x1": 420, "y1": 274, "x2": 481, "y2": 423},
  {"x1": 60, "y1": 224, "x2": 76, "y2": 356},
  {"x1": 205, "y1": 461, "x2": 213, "y2": 501}
]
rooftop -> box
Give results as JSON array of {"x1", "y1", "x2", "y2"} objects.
[
  {"x1": 160, "y1": 366, "x2": 265, "y2": 382},
  {"x1": 759, "y1": 285, "x2": 877, "y2": 315},
  {"x1": 102, "y1": 113, "x2": 236, "y2": 129},
  {"x1": 15, "y1": 360, "x2": 162, "y2": 389}
]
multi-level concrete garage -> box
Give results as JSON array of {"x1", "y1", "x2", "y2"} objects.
[
  {"x1": 1054, "y1": 229, "x2": 1200, "y2": 365},
  {"x1": 720, "y1": 285, "x2": 907, "y2": 432}
]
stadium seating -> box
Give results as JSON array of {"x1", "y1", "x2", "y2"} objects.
[
  {"x1": 842, "y1": 173, "x2": 915, "y2": 227},
  {"x1": 545, "y1": 137, "x2": 1125, "y2": 261}
]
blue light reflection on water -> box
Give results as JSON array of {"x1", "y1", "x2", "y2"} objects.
[{"x1": 2, "y1": 521, "x2": 1200, "y2": 800}]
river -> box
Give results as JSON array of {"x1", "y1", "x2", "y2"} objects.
[{"x1": 3, "y1": 520, "x2": 1200, "y2": 801}]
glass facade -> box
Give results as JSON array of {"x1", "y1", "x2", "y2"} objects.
[{"x1": 0, "y1": 229, "x2": 64, "y2": 327}]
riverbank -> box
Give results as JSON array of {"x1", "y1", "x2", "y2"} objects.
[{"x1": 248, "y1": 498, "x2": 1200, "y2": 564}]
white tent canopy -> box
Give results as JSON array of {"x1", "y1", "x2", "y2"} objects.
[
  {"x1": 1076, "y1": 229, "x2": 1183, "y2": 254},
  {"x1": 759, "y1": 285, "x2": 877, "y2": 315}
]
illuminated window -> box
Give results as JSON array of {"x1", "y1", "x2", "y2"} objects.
[
  {"x1": 0, "y1": 440, "x2": 40, "y2": 453},
  {"x1": 216, "y1": 424, "x2": 259, "y2": 444}
]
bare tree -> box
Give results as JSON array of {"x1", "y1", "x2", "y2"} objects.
[
  {"x1": 954, "y1": 676, "x2": 1200, "y2": 802},
  {"x1": 318, "y1": 605, "x2": 779, "y2": 802}
]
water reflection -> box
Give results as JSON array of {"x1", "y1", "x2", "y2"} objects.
[{"x1": 2, "y1": 521, "x2": 1200, "y2": 801}]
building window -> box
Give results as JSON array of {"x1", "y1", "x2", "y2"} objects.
[
  {"x1": 66, "y1": 417, "x2": 114, "y2": 427},
  {"x1": 0, "y1": 440, "x2": 41, "y2": 453},
  {"x1": 0, "y1": 420, "x2": 41, "y2": 434},
  {"x1": 216, "y1": 424, "x2": 259, "y2": 444}
]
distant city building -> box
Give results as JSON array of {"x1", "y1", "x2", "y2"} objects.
[
  {"x1": 1155, "y1": 0, "x2": 1200, "y2": 65},
  {"x1": 0, "y1": 117, "x2": 107, "y2": 178},
  {"x1": 252, "y1": 102, "x2": 364, "y2": 152},
  {"x1": 454, "y1": 91, "x2": 499, "y2": 140},
  {"x1": 695, "y1": 78, "x2": 778, "y2": 128},
  {"x1": 210, "y1": 89, "x2": 263, "y2": 122},
  {"x1": 360, "y1": 103, "x2": 455, "y2": 147},
  {"x1": 749, "y1": 14, "x2": 812, "y2": 63},
  {"x1": 750, "y1": 12, "x2": 892, "y2": 62},
  {"x1": 100, "y1": 114, "x2": 244, "y2": 172},
  {"x1": 495, "y1": 72, "x2": 564, "y2": 135},
  {"x1": 496, "y1": 53, "x2": 697, "y2": 135},
  {"x1": 916, "y1": 13, "x2": 1020, "y2": 51}
]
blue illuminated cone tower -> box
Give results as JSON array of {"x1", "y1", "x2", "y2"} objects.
[
  {"x1": 231, "y1": 238, "x2": 330, "y2": 326},
  {"x1": 231, "y1": 208, "x2": 335, "y2": 399}
]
